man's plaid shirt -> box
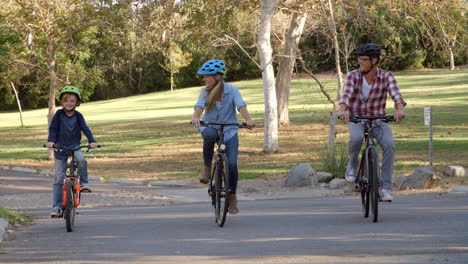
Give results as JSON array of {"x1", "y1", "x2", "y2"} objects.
[{"x1": 339, "y1": 68, "x2": 406, "y2": 116}]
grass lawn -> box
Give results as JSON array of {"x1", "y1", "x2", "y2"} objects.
[{"x1": 0, "y1": 69, "x2": 467, "y2": 181}]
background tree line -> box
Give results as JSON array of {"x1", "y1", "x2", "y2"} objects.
[{"x1": 0, "y1": 0, "x2": 466, "y2": 112}]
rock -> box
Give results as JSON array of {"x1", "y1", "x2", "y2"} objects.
[
  {"x1": 11, "y1": 167, "x2": 37, "y2": 174},
  {"x1": 284, "y1": 164, "x2": 317, "y2": 187},
  {"x1": 316, "y1": 172, "x2": 332, "y2": 182},
  {"x1": 319, "y1": 183, "x2": 329, "y2": 189},
  {"x1": 328, "y1": 178, "x2": 348, "y2": 189},
  {"x1": 148, "y1": 180, "x2": 189, "y2": 187},
  {"x1": 392, "y1": 174, "x2": 406, "y2": 189},
  {"x1": 447, "y1": 186, "x2": 468, "y2": 194},
  {"x1": 39, "y1": 171, "x2": 53, "y2": 176},
  {"x1": 0, "y1": 218, "x2": 9, "y2": 243},
  {"x1": 444, "y1": 166, "x2": 467, "y2": 177},
  {"x1": 244, "y1": 186, "x2": 259, "y2": 193},
  {"x1": 343, "y1": 184, "x2": 353, "y2": 193},
  {"x1": 398, "y1": 167, "x2": 433, "y2": 190},
  {"x1": 88, "y1": 176, "x2": 105, "y2": 182},
  {"x1": 108, "y1": 178, "x2": 144, "y2": 185}
]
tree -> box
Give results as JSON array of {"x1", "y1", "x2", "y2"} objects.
[
  {"x1": 161, "y1": 41, "x2": 192, "y2": 92},
  {"x1": 258, "y1": 0, "x2": 284, "y2": 153},
  {"x1": 276, "y1": 10, "x2": 308, "y2": 126},
  {"x1": 6, "y1": 0, "x2": 98, "y2": 158},
  {"x1": 320, "y1": 0, "x2": 344, "y2": 156}
]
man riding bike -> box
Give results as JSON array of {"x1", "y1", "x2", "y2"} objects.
[{"x1": 337, "y1": 43, "x2": 406, "y2": 201}]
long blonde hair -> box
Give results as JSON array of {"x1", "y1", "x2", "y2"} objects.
[{"x1": 205, "y1": 76, "x2": 224, "y2": 113}]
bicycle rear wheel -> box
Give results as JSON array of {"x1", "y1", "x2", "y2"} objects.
[
  {"x1": 368, "y1": 148, "x2": 380, "y2": 223},
  {"x1": 64, "y1": 180, "x2": 76, "y2": 232},
  {"x1": 214, "y1": 154, "x2": 230, "y2": 227}
]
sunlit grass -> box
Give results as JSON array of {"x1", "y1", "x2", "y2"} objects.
[{"x1": 0, "y1": 69, "x2": 467, "y2": 180}]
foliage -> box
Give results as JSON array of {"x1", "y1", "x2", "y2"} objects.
[
  {"x1": 0, "y1": 0, "x2": 466, "y2": 110},
  {"x1": 316, "y1": 143, "x2": 348, "y2": 180}
]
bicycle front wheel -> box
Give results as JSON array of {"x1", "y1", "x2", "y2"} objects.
[
  {"x1": 368, "y1": 147, "x2": 380, "y2": 223},
  {"x1": 214, "y1": 154, "x2": 230, "y2": 227},
  {"x1": 64, "y1": 180, "x2": 76, "y2": 232},
  {"x1": 360, "y1": 160, "x2": 370, "y2": 218}
]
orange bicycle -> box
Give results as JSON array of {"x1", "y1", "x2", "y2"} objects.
[{"x1": 44, "y1": 144, "x2": 100, "y2": 232}]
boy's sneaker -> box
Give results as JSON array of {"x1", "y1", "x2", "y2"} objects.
[
  {"x1": 50, "y1": 207, "x2": 61, "y2": 218},
  {"x1": 81, "y1": 184, "x2": 92, "y2": 192},
  {"x1": 381, "y1": 189, "x2": 393, "y2": 201}
]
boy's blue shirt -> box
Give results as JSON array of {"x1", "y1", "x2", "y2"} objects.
[
  {"x1": 194, "y1": 83, "x2": 246, "y2": 142},
  {"x1": 48, "y1": 108, "x2": 95, "y2": 160}
]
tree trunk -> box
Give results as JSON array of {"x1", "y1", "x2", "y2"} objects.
[
  {"x1": 47, "y1": 38, "x2": 57, "y2": 160},
  {"x1": 258, "y1": 0, "x2": 283, "y2": 153},
  {"x1": 448, "y1": 46, "x2": 455, "y2": 70},
  {"x1": 276, "y1": 12, "x2": 307, "y2": 126},
  {"x1": 325, "y1": 0, "x2": 344, "y2": 156}
]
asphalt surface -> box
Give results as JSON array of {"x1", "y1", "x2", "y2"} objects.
[{"x1": 1, "y1": 171, "x2": 468, "y2": 263}]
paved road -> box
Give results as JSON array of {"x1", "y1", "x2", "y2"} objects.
[
  {"x1": 1, "y1": 170, "x2": 468, "y2": 263},
  {"x1": 1, "y1": 188, "x2": 467, "y2": 263}
]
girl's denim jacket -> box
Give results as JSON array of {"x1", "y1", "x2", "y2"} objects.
[{"x1": 194, "y1": 83, "x2": 246, "y2": 142}]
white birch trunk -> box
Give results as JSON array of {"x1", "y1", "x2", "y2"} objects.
[{"x1": 258, "y1": 0, "x2": 283, "y2": 153}]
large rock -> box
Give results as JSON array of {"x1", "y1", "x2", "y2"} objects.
[
  {"x1": 448, "y1": 186, "x2": 468, "y2": 194},
  {"x1": 284, "y1": 164, "x2": 318, "y2": 187},
  {"x1": 398, "y1": 167, "x2": 434, "y2": 190},
  {"x1": 444, "y1": 166, "x2": 467, "y2": 177},
  {"x1": 392, "y1": 174, "x2": 406, "y2": 189},
  {"x1": 316, "y1": 172, "x2": 332, "y2": 183},
  {"x1": 328, "y1": 178, "x2": 348, "y2": 189}
]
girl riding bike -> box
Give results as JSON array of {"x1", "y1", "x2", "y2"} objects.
[{"x1": 191, "y1": 60, "x2": 255, "y2": 214}]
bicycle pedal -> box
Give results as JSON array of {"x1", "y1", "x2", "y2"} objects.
[
  {"x1": 51, "y1": 215, "x2": 60, "y2": 218},
  {"x1": 81, "y1": 190, "x2": 91, "y2": 193},
  {"x1": 381, "y1": 199, "x2": 392, "y2": 203}
]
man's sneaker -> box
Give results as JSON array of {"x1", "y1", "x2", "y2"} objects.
[
  {"x1": 345, "y1": 165, "x2": 356, "y2": 183},
  {"x1": 381, "y1": 189, "x2": 393, "y2": 201},
  {"x1": 81, "y1": 184, "x2": 92, "y2": 193},
  {"x1": 50, "y1": 207, "x2": 61, "y2": 218}
]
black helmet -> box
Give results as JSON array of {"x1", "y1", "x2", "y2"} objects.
[{"x1": 353, "y1": 43, "x2": 382, "y2": 57}]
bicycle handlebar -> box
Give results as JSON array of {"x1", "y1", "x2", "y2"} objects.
[
  {"x1": 191, "y1": 120, "x2": 254, "y2": 129},
  {"x1": 349, "y1": 115, "x2": 395, "y2": 123},
  {"x1": 43, "y1": 144, "x2": 101, "y2": 152}
]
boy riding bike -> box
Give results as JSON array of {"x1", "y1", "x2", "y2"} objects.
[{"x1": 46, "y1": 86, "x2": 99, "y2": 217}]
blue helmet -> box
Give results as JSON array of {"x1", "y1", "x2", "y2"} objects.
[{"x1": 197, "y1": 59, "x2": 226, "y2": 75}]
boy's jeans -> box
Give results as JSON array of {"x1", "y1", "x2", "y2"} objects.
[
  {"x1": 52, "y1": 150, "x2": 88, "y2": 208},
  {"x1": 202, "y1": 127, "x2": 239, "y2": 194},
  {"x1": 347, "y1": 121, "x2": 395, "y2": 190}
]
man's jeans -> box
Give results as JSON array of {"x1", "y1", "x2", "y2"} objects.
[
  {"x1": 202, "y1": 127, "x2": 239, "y2": 194},
  {"x1": 348, "y1": 122, "x2": 395, "y2": 190},
  {"x1": 52, "y1": 150, "x2": 88, "y2": 208}
]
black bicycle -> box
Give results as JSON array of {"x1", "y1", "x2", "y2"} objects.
[
  {"x1": 44, "y1": 144, "x2": 100, "y2": 232},
  {"x1": 197, "y1": 121, "x2": 250, "y2": 227},
  {"x1": 350, "y1": 116, "x2": 394, "y2": 223}
]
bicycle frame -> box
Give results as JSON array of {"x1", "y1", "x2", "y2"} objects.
[
  {"x1": 62, "y1": 153, "x2": 81, "y2": 209},
  {"x1": 352, "y1": 116, "x2": 394, "y2": 222},
  {"x1": 197, "y1": 121, "x2": 248, "y2": 226}
]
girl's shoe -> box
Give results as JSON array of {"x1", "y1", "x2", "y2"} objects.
[
  {"x1": 228, "y1": 194, "x2": 239, "y2": 214},
  {"x1": 199, "y1": 166, "x2": 211, "y2": 184}
]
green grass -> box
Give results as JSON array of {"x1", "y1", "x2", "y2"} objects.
[
  {"x1": 0, "y1": 68, "x2": 467, "y2": 180},
  {"x1": 0, "y1": 207, "x2": 33, "y2": 225}
]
